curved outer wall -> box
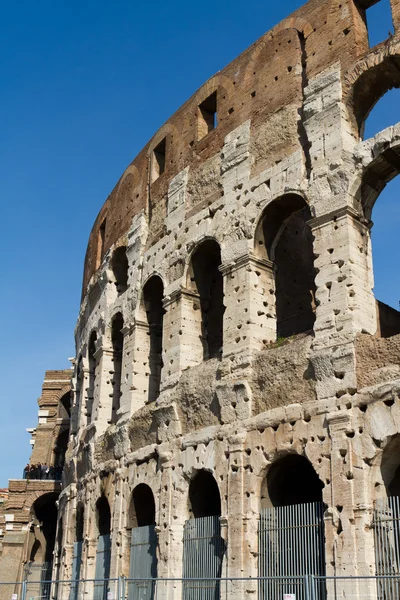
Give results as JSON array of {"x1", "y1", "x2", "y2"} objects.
[{"x1": 56, "y1": 0, "x2": 400, "y2": 594}]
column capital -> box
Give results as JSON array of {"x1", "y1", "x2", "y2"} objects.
[
  {"x1": 162, "y1": 287, "x2": 200, "y2": 308},
  {"x1": 308, "y1": 206, "x2": 372, "y2": 230},
  {"x1": 219, "y1": 253, "x2": 274, "y2": 276}
]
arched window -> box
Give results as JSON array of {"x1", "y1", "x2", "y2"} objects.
[
  {"x1": 94, "y1": 496, "x2": 111, "y2": 600},
  {"x1": 255, "y1": 194, "x2": 316, "y2": 339},
  {"x1": 127, "y1": 485, "x2": 157, "y2": 598},
  {"x1": 142, "y1": 276, "x2": 164, "y2": 402},
  {"x1": 188, "y1": 239, "x2": 224, "y2": 360},
  {"x1": 87, "y1": 331, "x2": 97, "y2": 423},
  {"x1": 111, "y1": 246, "x2": 128, "y2": 294},
  {"x1": 75, "y1": 357, "x2": 84, "y2": 431},
  {"x1": 259, "y1": 455, "x2": 325, "y2": 598},
  {"x1": 183, "y1": 471, "x2": 225, "y2": 598},
  {"x1": 111, "y1": 313, "x2": 124, "y2": 423},
  {"x1": 356, "y1": 89, "x2": 400, "y2": 337},
  {"x1": 25, "y1": 492, "x2": 59, "y2": 588}
]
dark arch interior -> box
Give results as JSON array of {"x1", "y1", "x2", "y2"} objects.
[
  {"x1": 111, "y1": 246, "x2": 128, "y2": 294},
  {"x1": 96, "y1": 496, "x2": 111, "y2": 536},
  {"x1": 266, "y1": 454, "x2": 323, "y2": 507},
  {"x1": 76, "y1": 504, "x2": 84, "y2": 542},
  {"x1": 381, "y1": 435, "x2": 400, "y2": 497},
  {"x1": 53, "y1": 429, "x2": 69, "y2": 469},
  {"x1": 30, "y1": 539, "x2": 42, "y2": 562},
  {"x1": 257, "y1": 195, "x2": 316, "y2": 339},
  {"x1": 128, "y1": 484, "x2": 156, "y2": 528},
  {"x1": 111, "y1": 313, "x2": 124, "y2": 422},
  {"x1": 143, "y1": 277, "x2": 164, "y2": 403},
  {"x1": 59, "y1": 391, "x2": 71, "y2": 419},
  {"x1": 189, "y1": 470, "x2": 221, "y2": 518},
  {"x1": 87, "y1": 331, "x2": 97, "y2": 422},
  {"x1": 189, "y1": 240, "x2": 224, "y2": 359},
  {"x1": 32, "y1": 492, "x2": 59, "y2": 562}
]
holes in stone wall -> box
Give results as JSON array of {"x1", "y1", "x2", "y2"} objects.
[
  {"x1": 197, "y1": 92, "x2": 218, "y2": 140},
  {"x1": 188, "y1": 239, "x2": 224, "y2": 360},
  {"x1": 111, "y1": 313, "x2": 124, "y2": 423},
  {"x1": 111, "y1": 246, "x2": 128, "y2": 294}
]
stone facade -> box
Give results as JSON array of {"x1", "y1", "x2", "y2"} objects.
[
  {"x1": 0, "y1": 371, "x2": 71, "y2": 593},
  {"x1": 5, "y1": 0, "x2": 400, "y2": 596}
]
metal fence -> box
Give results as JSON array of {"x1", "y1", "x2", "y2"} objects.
[
  {"x1": 259, "y1": 501, "x2": 326, "y2": 600},
  {"x1": 2, "y1": 576, "x2": 400, "y2": 600},
  {"x1": 374, "y1": 496, "x2": 400, "y2": 600}
]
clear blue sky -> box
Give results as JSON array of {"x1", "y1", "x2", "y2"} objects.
[{"x1": 0, "y1": 0, "x2": 399, "y2": 487}]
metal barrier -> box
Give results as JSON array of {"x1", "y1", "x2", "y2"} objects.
[{"x1": 2, "y1": 575, "x2": 400, "y2": 600}]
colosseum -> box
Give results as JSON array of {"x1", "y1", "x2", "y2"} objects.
[{"x1": 2, "y1": 0, "x2": 400, "y2": 598}]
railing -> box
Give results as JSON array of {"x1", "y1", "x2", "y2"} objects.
[{"x1": 1, "y1": 575, "x2": 400, "y2": 600}]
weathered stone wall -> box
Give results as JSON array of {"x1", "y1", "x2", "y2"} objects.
[{"x1": 45, "y1": 0, "x2": 400, "y2": 595}]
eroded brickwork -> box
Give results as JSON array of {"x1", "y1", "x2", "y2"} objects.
[{"x1": 4, "y1": 0, "x2": 400, "y2": 596}]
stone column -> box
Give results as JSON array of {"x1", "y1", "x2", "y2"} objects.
[
  {"x1": 327, "y1": 411, "x2": 378, "y2": 600},
  {"x1": 162, "y1": 289, "x2": 203, "y2": 389},
  {"x1": 225, "y1": 432, "x2": 248, "y2": 599},
  {"x1": 309, "y1": 208, "x2": 377, "y2": 400},
  {"x1": 220, "y1": 254, "x2": 276, "y2": 360},
  {"x1": 156, "y1": 448, "x2": 181, "y2": 600},
  {"x1": 92, "y1": 343, "x2": 114, "y2": 436},
  {"x1": 120, "y1": 320, "x2": 150, "y2": 416}
]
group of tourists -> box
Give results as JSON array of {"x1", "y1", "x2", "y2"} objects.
[{"x1": 22, "y1": 463, "x2": 63, "y2": 481}]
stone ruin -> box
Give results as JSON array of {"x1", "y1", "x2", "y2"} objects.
[{"x1": 3, "y1": 0, "x2": 400, "y2": 598}]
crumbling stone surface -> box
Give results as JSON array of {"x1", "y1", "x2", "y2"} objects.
[{"x1": 5, "y1": 0, "x2": 400, "y2": 593}]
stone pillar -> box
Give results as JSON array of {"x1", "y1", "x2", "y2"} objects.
[
  {"x1": 79, "y1": 364, "x2": 90, "y2": 429},
  {"x1": 309, "y1": 208, "x2": 377, "y2": 400},
  {"x1": 221, "y1": 254, "x2": 276, "y2": 360},
  {"x1": 120, "y1": 321, "x2": 150, "y2": 415},
  {"x1": 327, "y1": 411, "x2": 378, "y2": 600},
  {"x1": 226, "y1": 432, "x2": 248, "y2": 599},
  {"x1": 93, "y1": 343, "x2": 114, "y2": 435},
  {"x1": 162, "y1": 289, "x2": 203, "y2": 389},
  {"x1": 156, "y1": 448, "x2": 181, "y2": 600}
]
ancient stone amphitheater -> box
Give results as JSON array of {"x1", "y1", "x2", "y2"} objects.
[{"x1": 3, "y1": 0, "x2": 400, "y2": 598}]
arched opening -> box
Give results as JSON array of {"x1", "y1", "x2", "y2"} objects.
[
  {"x1": 374, "y1": 435, "x2": 400, "y2": 582},
  {"x1": 75, "y1": 357, "x2": 84, "y2": 432},
  {"x1": 87, "y1": 331, "x2": 97, "y2": 424},
  {"x1": 94, "y1": 496, "x2": 111, "y2": 600},
  {"x1": 52, "y1": 429, "x2": 68, "y2": 478},
  {"x1": 25, "y1": 493, "x2": 59, "y2": 589},
  {"x1": 188, "y1": 470, "x2": 222, "y2": 518},
  {"x1": 111, "y1": 246, "x2": 128, "y2": 294},
  {"x1": 265, "y1": 454, "x2": 324, "y2": 508},
  {"x1": 142, "y1": 277, "x2": 164, "y2": 402},
  {"x1": 127, "y1": 485, "x2": 157, "y2": 598},
  {"x1": 255, "y1": 194, "x2": 316, "y2": 339},
  {"x1": 71, "y1": 505, "x2": 84, "y2": 600},
  {"x1": 183, "y1": 471, "x2": 225, "y2": 599},
  {"x1": 188, "y1": 239, "x2": 224, "y2": 360},
  {"x1": 357, "y1": 143, "x2": 400, "y2": 337},
  {"x1": 111, "y1": 313, "x2": 124, "y2": 423},
  {"x1": 259, "y1": 455, "x2": 325, "y2": 596},
  {"x1": 58, "y1": 391, "x2": 71, "y2": 419}
]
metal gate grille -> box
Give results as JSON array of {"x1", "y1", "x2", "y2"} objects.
[
  {"x1": 128, "y1": 525, "x2": 157, "y2": 600},
  {"x1": 258, "y1": 502, "x2": 326, "y2": 600},
  {"x1": 94, "y1": 534, "x2": 111, "y2": 600},
  {"x1": 69, "y1": 541, "x2": 83, "y2": 600},
  {"x1": 374, "y1": 496, "x2": 400, "y2": 600},
  {"x1": 182, "y1": 516, "x2": 225, "y2": 600}
]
